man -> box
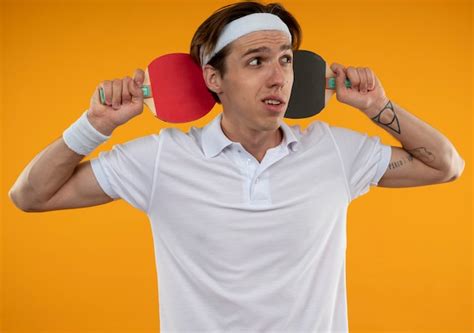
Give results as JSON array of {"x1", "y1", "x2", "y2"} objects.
[{"x1": 9, "y1": 1, "x2": 464, "y2": 332}]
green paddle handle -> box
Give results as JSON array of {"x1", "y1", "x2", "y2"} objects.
[
  {"x1": 99, "y1": 86, "x2": 152, "y2": 104},
  {"x1": 327, "y1": 78, "x2": 351, "y2": 90}
]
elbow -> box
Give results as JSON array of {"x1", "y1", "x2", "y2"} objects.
[
  {"x1": 8, "y1": 188, "x2": 43, "y2": 213},
  {"x1": 9, "y1": 189, "x2": 29, "y2": 212},
  {"x1": 443, "y1": 156, "x2": 465, "y2": 183}
]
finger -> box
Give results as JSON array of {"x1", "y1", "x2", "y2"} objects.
[
  {"x1": 357, "y1": 67, "x2": 368, "y2": 93},
  {"x1": 112, "y1": 79, "x2": 122, "y2": 109},
  {"x1": 133, "y1": 68, "x2": 145, "y2": 87},
  {"x1": 91, "y1": 83, "x2": 101, "y2": 105},
  {"x1": 330, "y1": 62, "x2": 345, "y2": 76},
  {"x1": 346, "y1": 66, "x2": 360, "y2": 89},
  {"x1": 103, "y1": 80, "x2": 112, "y2": 105},
  {"x1": 366, "y1": 68, "x2": 376, "y2": 90},
  {"x1": 129, "y1": 76, "x2": 143, "y2": 100},
  {"x1": 331, "y1": 63, "x2": 349, "y2": 96},
  {"x1": 122, "y1": 76, "x2": 132, "y2": 105}
]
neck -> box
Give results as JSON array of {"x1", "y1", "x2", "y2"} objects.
[{"x1": 220, "y1": 113, "x2": 283, "y2": 163}]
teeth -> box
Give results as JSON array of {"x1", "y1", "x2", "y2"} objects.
[{"x1": 264, "y1": 99, "x2": 281, "y2": 105}]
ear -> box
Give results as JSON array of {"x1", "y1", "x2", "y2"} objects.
[{"x1": 202, "y1": 64, "x2": 223, "y2": 94}]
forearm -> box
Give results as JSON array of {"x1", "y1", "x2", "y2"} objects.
[
  {"x1": 9, "y1": 112, "x2": 115, "y2": 210},
  {"x1": 9, "y1": 138, "x2": 85, "y2": 210},
  {"x1": 361, "y1": 98, "x2": 464, "y2": 176}
]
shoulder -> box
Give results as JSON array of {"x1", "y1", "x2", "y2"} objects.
[
  {"x1": 156, "y1": 125, "x2": 206, "y2": 155},
  {"x1": 109, "y1": 133, "x2": 161, "y2": 154},
  {"x1": 283, "y1": 119, "x2": 331, "y2": 149},
  {"x1": 285, "y1": 120, "x2": 381, "y2": 154},
  {"x1": 322, "y1": 123, "x2": 378, "y2": 149},
  {"x1": 154, "y1": 126, "x2": 201, "y2": 142}
]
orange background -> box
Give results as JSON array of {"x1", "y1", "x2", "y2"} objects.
[{"x1": 1, "y1": 0, "x2": 472, "y2": 332}]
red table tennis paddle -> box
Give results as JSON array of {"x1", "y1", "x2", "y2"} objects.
[
  {"x1": 284, "y1": 50, "x2": 352, "y2": 119},
  {"x1": 99, "y1": 53, "x2": 215, "y2": 123}
]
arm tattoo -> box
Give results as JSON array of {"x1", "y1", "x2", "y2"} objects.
[
  {"x1": 406, "y1": 147, "x2": 436, "y2": 163},
  {"x1": 388, "y1": 154, "x2": 414, "y2": 170},
  {"x1": 371, "y1": 100, "x2": 401, "y2": 134}
]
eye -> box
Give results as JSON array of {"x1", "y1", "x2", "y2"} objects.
[
  {"x1": 249, "y1": 57, "x2": 262, "y2": 66},
  {"x1": 282, "y1": 55, "x2": 293, "y2": 64}
]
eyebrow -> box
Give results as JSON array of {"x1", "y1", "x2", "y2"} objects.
[{"x1": 241, "y1": 44, "x2": 292, "y2": 58}]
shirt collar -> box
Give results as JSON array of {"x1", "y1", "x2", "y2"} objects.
[{"x1": 202, "y1": 113, "x2": 299, "y2": 158}]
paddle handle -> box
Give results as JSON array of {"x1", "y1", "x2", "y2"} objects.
[
  {"x1": 99, "y1": 86, "x2": 152, "y2": 104},
  {"x1": 326, "y1": 78, "x2": 351, "y2": 90}
]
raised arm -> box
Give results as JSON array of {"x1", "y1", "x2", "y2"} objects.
[
  {"x1": 9, "y1": 136, "x2": 113, "y2": 212},
  {"x1": 9, "y1": 69, "x2": 145, "y2": 212},
  {"x1": 330, "y1": 63, "x2": 464, "y2": 188},
  {"x1": 363, "y1": 99, "x2": 463, "y2": 187}
]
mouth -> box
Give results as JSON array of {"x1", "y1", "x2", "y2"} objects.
[{"x1": 261, "y1": 96, "x2": 287, "y2": 113}]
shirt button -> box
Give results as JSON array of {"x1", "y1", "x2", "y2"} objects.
[{"x1": 255, "y1": 178, "x2": 259, "y2": 183}]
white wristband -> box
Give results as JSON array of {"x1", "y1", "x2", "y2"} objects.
[{"x1": 62, "y1": 110, "x2": 111, "y2": 156}]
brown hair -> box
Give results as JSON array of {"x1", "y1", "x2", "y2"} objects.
[{"x1": 190, "y1": 1, "x2": 302, "y2": 104}]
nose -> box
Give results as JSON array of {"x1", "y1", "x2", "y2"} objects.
[{"x1": 266, "y1": 61, "x2": 287, "y2": 89}]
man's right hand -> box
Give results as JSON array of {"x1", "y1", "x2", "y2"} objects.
[{"x1": 88, "y1": 68, "x2": 145, "y2": 135}]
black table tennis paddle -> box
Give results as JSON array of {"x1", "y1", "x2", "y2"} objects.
[{"x1": 284, "y1": 50, "x2": 352, "y2": 119}]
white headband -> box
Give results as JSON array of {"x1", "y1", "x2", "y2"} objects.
[{"x1": 200, "y1": 13, "x2": 292, "y2": 67}]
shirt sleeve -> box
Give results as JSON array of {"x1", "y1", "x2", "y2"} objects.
[
  {"x1": 329, "y1": 126, "x2": 392, "y2": 201},
  {"x1": 89, "y1": 133, "x2": 161, "y2": 213}
]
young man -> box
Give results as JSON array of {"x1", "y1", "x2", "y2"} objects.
[{"x1": 9, "y1": 1, "x2": 464, "y2": 332}]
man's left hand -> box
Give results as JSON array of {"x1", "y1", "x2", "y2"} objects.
[{"x1": 330, "y1": 63, "x2": 389, "y2": 116}]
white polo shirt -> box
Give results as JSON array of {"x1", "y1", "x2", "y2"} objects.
[{"x1": 90, "y1": 112, "x2": 391, "y2": 332}]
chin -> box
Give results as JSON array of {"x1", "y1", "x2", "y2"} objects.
[{"x1": 261, "y1": 118, "x2": 281, "y2": 131}]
